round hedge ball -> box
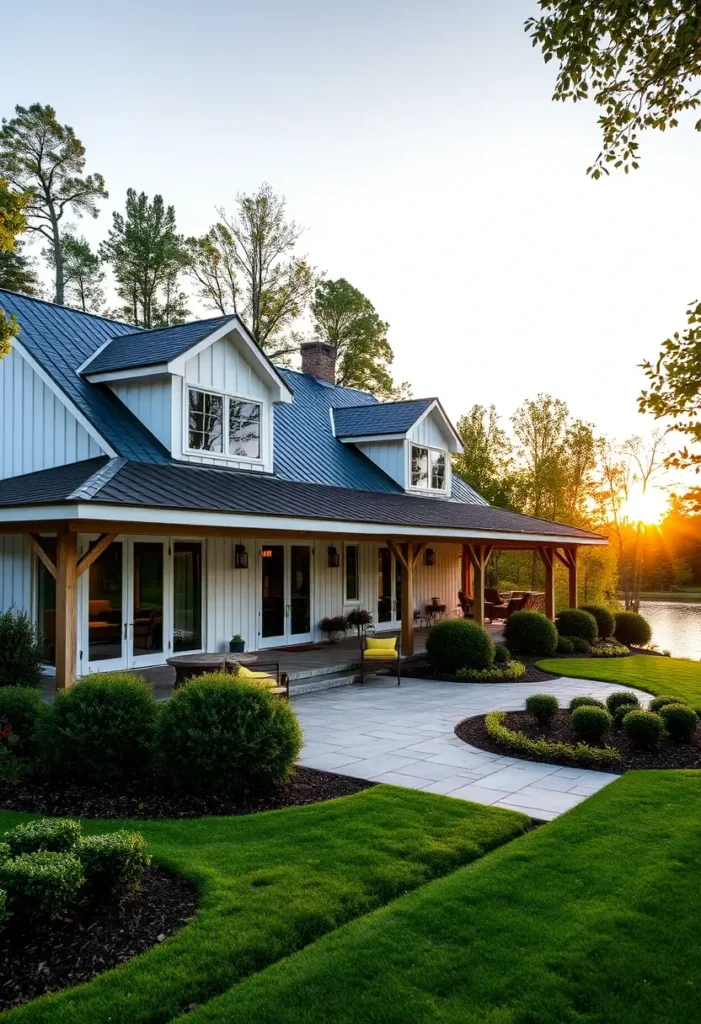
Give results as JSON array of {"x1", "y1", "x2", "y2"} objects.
[
  {"x1": 649, "y1": 694, "x2": 688, "y2": 714},
  {"x1": 614, "y1": 611, "x2": 652, "y2": 647},
  {"x1": 571, "y1": 705, "x2": 612, "y2": 744},
  {"x1": 504, "y1": 611, "x2": 558, "y2": 657},
  {"x1": 494, "y1": 643, "x2": 510, "y2": 665},
  {"x1": 623, "y1": 709, "x2": 664, "y2": 749},
  {"x1": 612, "y1": 698, "x2": 640, "y2": 727},
  {"x1": 426, "y1": 619, "x2": 495, "y2": 674},
  {"x1": 569, "y1": 695, "x2": 606, "y2": 712},
  {"x1": 580, "y1": 604, "x2": 615, "y2": 639},
  {"x1": 557, "y1": 636, "x2": 575, "y2": 655},
  {"x1": 606, "y1": 691, "x2": 640, "y2": 715},
  {"x1": 659, "y1": 703, "x2": 697, "y2": 743},
  {"x1": 569, "y1": 636, "x2": 591, "y2": 654},
  {"x1": 156, "y1": 674, "x2": 302, "y2": 796},
  {"x1": 525, "y1": 693, "x2": 559, "y2": 727},
  {"x1": 555, "y1": 609, "x2": 598, "y2": 644}
]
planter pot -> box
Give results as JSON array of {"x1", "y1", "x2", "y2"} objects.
[{"x1": 229, "y1": 640, "x2": 245, "y2": 653}]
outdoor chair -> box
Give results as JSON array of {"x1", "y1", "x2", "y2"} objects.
[
  {"x1": 488, "y1": 594, "x2": 528, "y2": 622},
  {"x1": 360, "y1": 632, "x2": 401, "y2": 685},
  {"x1": 457, "y1": 590, "x2": 473, "y2": 618},
  {"x1": 235, "y1": 662, "x2": 290, "y2": 699}
]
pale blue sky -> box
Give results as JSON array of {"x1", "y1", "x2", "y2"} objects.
[{"x1": 5, "y1": 0, "x2": 700, "y2": 445}]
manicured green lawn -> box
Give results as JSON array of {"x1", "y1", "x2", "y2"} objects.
[
  {"x1": 0, "y1": 787, "x2": 526, "y2": 1023},
  {"x1": 182, "y1": 771, "x2": 701, "y2": 1024},
  {"x1": 537, "y1": 653, "x2": 701, "y2": 712}
]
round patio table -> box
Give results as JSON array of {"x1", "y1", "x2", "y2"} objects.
[{"x1": 166, "y1": 652, "x2": 258, "y2": 689}]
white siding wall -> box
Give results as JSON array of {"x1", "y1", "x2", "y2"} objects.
[
  {"x1": 0, "y1": 536, "x2": 32, "y2": 614},
  {"x1": 0, "y1": 349, "x2": 102, "y2": 480},
  {"x1": 410, "y1": 411, "x2": 451, "y2": 449},
  {"x1": 355, "y1": 441, "x2": 406, "y2": 488},
  {"x1": 110, "y1": 378, "x2": 172, "y2": 449}
]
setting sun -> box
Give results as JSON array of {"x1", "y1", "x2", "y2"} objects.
[{"x1": 621, "y1": 484, "x2": 669, "y2": 526}]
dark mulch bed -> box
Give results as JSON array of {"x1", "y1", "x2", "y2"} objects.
[
  {"x1": 457, "y1": 710, "x2": 701, "y2": 772},
  {"x1": 0, "y1": 865, "x2": 197, "y2": 1010},
  {"x1": 0, "y1": 766, "x2": 374, "y2": 820},
  {"x1": 402, "y1": 655, "x2": 558, "y2": 685}
]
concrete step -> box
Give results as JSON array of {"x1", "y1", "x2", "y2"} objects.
[
  {"x1": 285, "y1": 661, "x2": 360, "y2": 682},
  {"x1": 289, "y1": 671, "x2": 358, "y2": 696}
]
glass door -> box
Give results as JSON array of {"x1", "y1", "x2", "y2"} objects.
[
  {"x1": 261, "y1": 544, "x2": 286, "y2": 646},
  {"x1": 87, "y1": 540, "x2": 126, "y2": 672},
  {"x1": 378, "y1": 546, "x2": 402, "y2": 630},
  {"x1": 173, "y1": 542, "x2": 203, "y2": 653},
  {"x1": 260, "y1": 543, "x2": 313, "y2": 647},
  {"x1": 289, "y1": 545, "x2": 312, "y2": 643},
  {"x1": 128, "y1": 540, "x2": 167, "y2": 668}
]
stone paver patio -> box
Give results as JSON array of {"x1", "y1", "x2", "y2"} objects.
[{"x1": 293, "y1": 676, "x2": 651, "y2": 820}]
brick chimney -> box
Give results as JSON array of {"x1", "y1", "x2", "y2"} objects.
[{"x1": 300, "y1": 340, "x2": 336, "y2": 384}]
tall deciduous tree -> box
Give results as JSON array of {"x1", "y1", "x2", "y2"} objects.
[
  {"x1": 44, "y1": 232, "x2": 103, "y2": 313},
  {"x1": 0, "y1": 104, "x2": 107, "y2": 304},
  {"x1": 511, "y1": 394, "x2": 569, "y2": 522},
  {"x1": 0, "y1": 176, "x2": 31, "y2": 357},
  {"x1": 452, "y1": 404, "x2": 516, "y2": 508},
  {"x1": 184, "y1": 225, "x2": 238, "y2": 315},
  {"x1": 100, "y1": 189, "x2": 189, "y2": 328},
  {"x1": 310, "y1": 278, "x2": 409, "y2": 399}
]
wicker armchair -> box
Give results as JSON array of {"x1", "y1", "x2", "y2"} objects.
[{"x1": 360, "y1": 632, "x2": 401, "y2": 685}]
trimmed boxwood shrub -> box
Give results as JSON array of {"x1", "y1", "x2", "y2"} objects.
[
  {"x1": 590, "y1": 639, "x2": 629, "y2": 658},
  {"x1": 485, "y1": 712, "x2": 620, "y2": 768},
  {"x1": 504, "y1": 611, "x2": 558, "y2": 657},
  {"x1": 569, "y1": 636, "x2": 592, "y2": 654},
  {"x1": 0, "y1": 687, "x2": 45, "y2": 754},
  {"x1": 494, "y1": 643, "x2": 510, "y2": 665},
  {"x1": 426, "y1": 619, "x2": 494, "y2": 673},
  {"x1": 580, "y1": 604, "x2": 615, "y2": 639},
  {"x1": 571, "y1": 705, "x2": 612, "y2": 744},
  {"x1": 623, "y1": 709, "x2": 664, "y2": 748},
  {"x1": 606, "y1": 691, "x2": 640, "y2": 715},
  {"x1": 0, "y1": 850, "x2": 84, "y2": 923},
  {"x1": 77, "y1": 830, "x2": 150, "y2": 896},
  {"x1": 660, "y1": 703, "x2": 697, "y2": 743},
  {"x1": 614, "y1": 610, "x2": 652, "y2": 647},
  {"x1": 525, "y1": 693, "x2": 559, "y2": 727},
  {"x1": 452, "y1": 662, "x2": 525, "y2": 682},
  {"x1": 156, "y1": 674, "x2": 303, "y2": 796},
  {"x1": 37, "y1": 672, "x2": 157, "y2": 784},
  {"x1": 0, "y1": 610, "x2": 45, "y2": 689},
  {"x1": 3, "y1": 817, "x2": 81, "y2": 856},
  {"x1": 649, "y1": 694, "x2": 688, "y2": 714},
  {"x1": 569, "y1": 695, "x2": 606, "y2": 711},
  {"x1": 556, "y1": 636, "x2": 574, "y2": 655},
  {"x1": 612, "y1": 698, "x2": 640, "y2": 726},
  {"x1": 555, "y1": 609, "x2": 598, "y2": 644}
]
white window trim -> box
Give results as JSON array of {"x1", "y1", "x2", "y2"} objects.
[
  {"x1": 343, "y1": 542, "x2": 361, "y2": 605},
  {"x1": 407, "y1": 442, "x2": 449, "y2": 493},
  {"x1": 183, "y1": 384, "x2": 264, "y2": 464}
]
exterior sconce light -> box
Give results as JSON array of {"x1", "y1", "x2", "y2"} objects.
[
  {"x1": 328, "y1": 546, "x2": 340, "y2": 568},
  {"x1": 425, "y1": 548, "x2": 435, "y2": 567},
  {"x1": 235, "y1": 544, "x2": 249, "y2": 569}
]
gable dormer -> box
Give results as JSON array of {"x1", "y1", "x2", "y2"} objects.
[
  {"x1": 80, "y1": 315, "x2": 293, "y2": 473},
  {"x1": 333, "y1": 398, "x2": 462, "y2": 497}
]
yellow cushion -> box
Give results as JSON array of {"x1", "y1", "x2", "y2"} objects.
[
  {"x1": 237, "y1": 665, "x2": 276, "y2": 687},
  {"x1": 366, "y1": 637, "x2": 397, "y2": 651},
  {"x1": 364, "y1": 649, "x2": 399, "y2": 660}
]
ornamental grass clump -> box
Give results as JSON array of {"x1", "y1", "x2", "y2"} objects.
[
  {"x1": 426, "y1": 619, "x2": 494, "y2": 674},
  {"x1": 555, "y1": 609, "x2": 598, "y2": 645},
  {"x1": 77, "y1": 830, "x2": 150, "y2": 897},
  {"x1": 659, "y1": 704, "x2": 697, "y2": 743},
  {"x1": 580, "y1": 604, "x2": 615, "y2": 639},
  {"x1": 571, "y1": 705, "x2": 612, "y2": 744},
  {"x1": 157, "y1": 674, "x2": 302, "y2": 796},
  {"x1": 569, "y1": 695, "x2": 606, "y2": 711},
  {"x1": 2, "y1": 817, "x2": 81, "y2": 856},
  {"x1": 525, "y1": 694, "x2": 559, "y2": 728},
  {"x1": 504, "y1": 611, "x2": 557, "y2": 657},
  {"x1": 623, "y1": 709, "x2": 664, "y2": 749},
  {"x1": 614, "y1": 611, "x2": 652, "y2": 647},
  {"x1": 0, "y1": 687, "x2": 45, "y2": 754},
  {"x1": 38, "y1": 672, "x2": 157, "y2": 784},
  {"x1": 0, "y1": 850, "x2": 84, "y2": 924}
]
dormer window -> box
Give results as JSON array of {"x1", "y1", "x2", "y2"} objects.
[
  {"x1": 187, "y1": 387, "x2": 262, "y2": 461},
  {"x1": 411, "y1": 444, "x2": 446, "y2": 491}
]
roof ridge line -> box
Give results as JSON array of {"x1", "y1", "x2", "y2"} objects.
[
  {"x1": 68, "y1": 457, "x2": 128, "y2": 500},
  {"x1": 111, "y1": 312, "x2": 237, "y2": 341},
  {"x1": 0, "y1": 288, "x2": 140, "y2": 330}
]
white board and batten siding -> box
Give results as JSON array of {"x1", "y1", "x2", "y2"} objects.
[
  {"x1": 410, "y1": 410, "x2": 452, "y2": 450},
  {"x1": 355, "y1": 441, "x2": 406, "y2": 489},
  {"x1": 109, "y1": 378, "x2": 172, "y2": 450},
  {"x1": 0, "y1": 536, "x2": 32, "y2": 616}
]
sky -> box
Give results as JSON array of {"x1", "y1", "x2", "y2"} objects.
[{"x1": 4, "y1": 0, "x2": 701, "y2": 453}]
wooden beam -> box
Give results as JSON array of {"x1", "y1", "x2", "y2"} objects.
[
  {"x1": 386, "y1": 538, "x2": 408, "y2": 571},
  {"x1": 461, "y1": 544, "x2": 472, "y2": 599},
  {"x1": 566, "y1": 547, "x2": 578, "y2": 608},
  {"x1": 539, "y1": 548, "x2": 556, "y2": 621},
  {"x1": 466, "y1": 544, "x2": 493, "y2": 628},
  {"x1": 400, "y1": 540, "x2": 414, "y2": 656},
  {"x1": 412, "y1": 543, "x2": 425, "y2": 569},
  {"x1": 26, "y1": 534, "x2": 56, "y2": 579},
  {"x1": 55, "y1": 532, "x2": 78, "y2": 690},
  {"x1": 76, "y1": 533, "x2": 118, "y2": 578}
]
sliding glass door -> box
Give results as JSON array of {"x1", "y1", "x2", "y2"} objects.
[{"x1": 260, "y1": 543, "x2": 312, "y2": 648}]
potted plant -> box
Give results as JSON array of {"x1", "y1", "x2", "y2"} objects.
[
  {"x1": 345, "y1": 608, "x2": 374, "y2": 636},
  {"x1": 320, "y1": 615, "x2": 348, "y2": 643},
  {"x1": 229, "y1": 634, "x2": 245, "y2": 653}
]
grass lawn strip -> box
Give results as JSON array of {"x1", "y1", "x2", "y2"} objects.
[
  {"x1": 0, "y1": 786, "x2": 526, "y2": 1023},
  {"x1": 537, "y1": 654, "x2": 701, "y2": 713},
  {"x1": 180, "y1": 771, "x2": 701, "y2": 1024}
]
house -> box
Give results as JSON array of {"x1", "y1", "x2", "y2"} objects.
[{"x1": 0, "y1": 290, "x2": 606, "y2": 688}]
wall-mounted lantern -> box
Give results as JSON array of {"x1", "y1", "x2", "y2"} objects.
[
  {"x1": 235, "y1": 544, "x2": 249, "y2": 569},
  {"x1": 328, "y1": 546, "x2": 340, "y2": 568},
  {"x1": 424, "y1": 547, "x2": 435, "y2": 567}
]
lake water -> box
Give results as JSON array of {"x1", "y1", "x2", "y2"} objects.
[{"x1": 639, "y1": 601, "x2": 701, "y2": 661}]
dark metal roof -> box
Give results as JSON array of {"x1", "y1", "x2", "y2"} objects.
[
  {"x1": 0, "y1": 458, "x2": 604, "y2": 541},
  {"x1": 82, "y1": 314, "x2": 237, "y2": 374},
  {"x1": 333, "y1": 399, "x2": 434, "y2": 438}
]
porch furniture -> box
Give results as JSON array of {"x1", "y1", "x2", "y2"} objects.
[
  {"x1": 166, "y1": 651, "x2": 258, "y2": 689},
  {"x1": 235, "y1": 662, "x2": 290, "y2": 699},
  {"x1": 360, "y1": 632, "x2": 401, "y2": 685},
  {"x1": 487, "y1": 594, "x2": 528, "y2": 622},
  {"x1": 457, "y1": 591, "x2": 473, "y2": 618},
  {"x1": 425, "y1": 601, "x2": 447, "y2": 625},
  {"x1": 413, "y1": 609, "x2": 429, "y2": 628}
]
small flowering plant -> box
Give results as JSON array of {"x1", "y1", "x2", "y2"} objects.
[
  {"x1": 345, "y1": 609, "x2": 374, "y2": 636},
  {"x1": 0, "y1": 719, "x2": 18, "y2": 760},
  {"x1": 320, "y1": 616, "x2": 348, "y2": 642}
]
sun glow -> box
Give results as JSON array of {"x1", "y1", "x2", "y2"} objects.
[{"x1": 621, "y1": 484, "x2": 668, "y2": 526}]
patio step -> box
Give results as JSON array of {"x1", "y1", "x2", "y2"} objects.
[
  {"x1": 288, "y1": 670, "x2": 358, "y2": 696},
  {"x1": 285, "y1": 661, "x2": 360, "y2": 683}
]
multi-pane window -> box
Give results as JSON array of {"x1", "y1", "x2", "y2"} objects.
[
  {"x1": 229, "y1": 401, "x2": 261, "y2": 459},
  {"x1": 187, "y1": 388, "x2": 261, "y2": 460},
  {"x1": 411, "y1": 445, "x2": 447, "y2": 491},
  {"x1": 345, "y1": 544, "x2": 359, "y2": 602}
]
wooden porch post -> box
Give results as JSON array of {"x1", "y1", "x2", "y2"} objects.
[
  {"x1": 465, "y1": 544, "x2": 493, "y2": 628},
  {"x1": 461, "y1": 544, "x2": 472, "y2": 599},
  {"x1": 55, "y1": 532, "x2": 78, "y2": 690},
  {"x1": 387, "y1": 539, "x2": 416, "y2": 656},
  {"x1": 539, "y1": 547, "x2": 556, "y2": 621},
  {"x1": 555, "y1": 547, "x2": 578, "y2": 608}
]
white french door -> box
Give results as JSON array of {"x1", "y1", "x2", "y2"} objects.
[
  {"x1": 377, "y1": 546, "x2": 402, "y2": 631},
  {"x1": 259, "y1": 543, "x2": 313, "y2": 648}
]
